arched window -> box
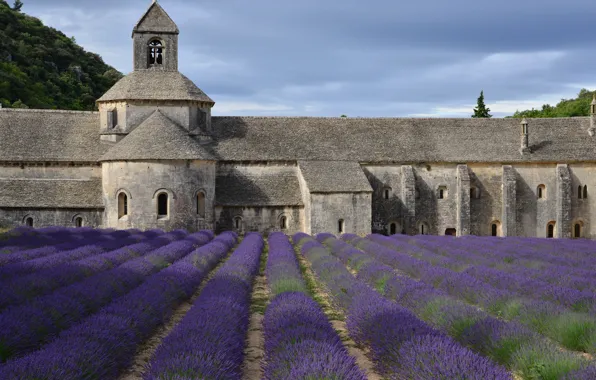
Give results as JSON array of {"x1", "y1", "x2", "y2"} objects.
[
  {"x1": 383, "y1": 187, "x2": 392, "y2": 200},
  {"x1": 280, "y1": 215, "x2": 287, "y2": 230},
  {"x1": 197, "y1": 192, "x2": 205, "y2": 218},
  {"x1": 338, "y1": 219, "x2": 345, "y2": 234},
  {"x1": 74, "y1": 216, "x2": 83, "y2": 228},
  {"x1": 418, "y1": 222, "x2": 429, "y2": 235},
  {"x1": 234, "y1": 216, "x2": 242, "y2": 230},
  {"x1": 118, "y1": 192, "x2": 128, "y2": 219},
  {"x1": 157, "y1": 193, "x2": 168, "y2": 218},
  {"x1": 584, "y1": 185, "x2": 588, "y2": 199},
  {"x1": 537, "y1": 184, "x2": 546, "y2": 199},
  {"x1": 148, "y1": 40, "x2": 164, "y2": 65},
  {"x1": 490, "y1": 221, "x2": 501, "y2": 237},
  {"x1": 578, "y1": 185, "x2": 583, "y2": 199},
  {"x1": 547, "y1": 221, "x2": 556, "y2": 238},
  {"x1": 574, "y1": 222, "x2": 583, "y2": 238},
  {"x1": 24, "y1": 216, "x2": 33, "y2": 227},
  {"x1": 390, "y1": 222, "x2": 397, "y2": 235}
]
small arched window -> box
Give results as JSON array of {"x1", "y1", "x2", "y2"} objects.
[
  {"x1": 438, "y1": 186, "x2": 448, "y2": 199},
  {"x1": 574, "y1": 222, "x2": 583, "y2": 238},
  {"x1": 583, "y1": 185, "x2": 588, "y2": 199},
  {"x1": 118, "y1": 192, "x2": 128, "y2": 219},
  {"x1": 24, "y1": 217, "x2": 33, "y2": 227},
  {"x1": 383, "y1": 187, "x2": 392, "y2": 200},
  {"x1": 418, "y1": 222, "x2": 428, "y2": 235},
  {"x1": 547, "y1": 221, "x2": 556, "y2": 238},
  {"x1": 148, "y1": 40, "x2": 163, "y2": 65},
  {"x1": 470, "y1": 186, "x2": 480, "y2": 199},
  {"x1": 338, "y1": 219, "x2": 345, "y2": 234},
  {"x1": 390, "y1": 222, "x2": 397, "y2": 235},
  {"x1": 234, "y1": 216, "x2": 242, "y2": 230},
  {"x1": 74, "y1": 216, "x2": 83, "y2": 228},
  {"x1": 157, "y1": 193, "x2": 168, "y2": 218},
  {"x1": 578, "y1": 185, "x2": 583, "y2": 199},
  {"x1": 197, "y1": 192, "x2": 206, "y2": 218},
  {"x1": 280, "y1": 215, "x2": 287, "y2": 230},
  {"x1": 537, "y1": 184, "x2": 546, "y2": 199}
]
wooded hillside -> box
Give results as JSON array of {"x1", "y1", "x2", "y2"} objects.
[{"x1": 0, "y1": 0, "x2": 122, "y2": 110}]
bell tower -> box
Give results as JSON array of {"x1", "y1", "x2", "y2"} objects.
[{"x1": 132, "y1": 0, "x2": 179, "y2": 71}]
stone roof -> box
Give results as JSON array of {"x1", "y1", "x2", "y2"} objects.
[
  {"x1": 0, "y1": 109, "x2": 110, "y2": 162},
  {"x1": 298, "y1": 161, "x2": 372, "y2": 193},
  {"x1": 100, "y1": 110, "x2": 216, "y2": 161},
  {"x1": 133, "y1": 1, "x2": 179, "y2": 35},
  {"x1": 209, "y1": 116, "x2": 595, "y2": 163},
  {"x1": 215, "y1": 170, "x2": 303, "y2": 206},
  {"x1": 2, "y1": 109, "x2": 596, "y2": 164},
  {"x1": 97, "y1": 71, "x2": 214, "y2": 103},
  {"x1": 0, "y1": 179, "x2": 103, "y2": 208}
]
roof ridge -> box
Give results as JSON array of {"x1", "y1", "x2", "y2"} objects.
[
  {"x1": 0, "y1": 108, "x2": 99, "y2": 115},
  {"x1": 212, "y1": 115, "x2": 590, "y2": 121}
]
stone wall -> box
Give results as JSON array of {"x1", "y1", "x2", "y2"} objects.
[
  {"x1": 102, "y1": 160, "x2": 216, "y2": 231},
  {"x1": 0, "y1": 208, "x2": 102, "y2": 229},
  {"x1": 214, "y1": 206, "x2": 303, "y2": 235},
  {"x1": 309, "y1": 192, "x2": 371, "y2": 236},
  {"x1": 514, "y1": 164, "x2": 558, "y2": 237}
]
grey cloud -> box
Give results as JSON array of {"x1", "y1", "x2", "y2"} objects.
[{"x1": 19, "y1": 0, "x2": 596, "y2": 116}]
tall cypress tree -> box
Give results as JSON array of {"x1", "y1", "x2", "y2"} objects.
[{"x1": 472, "y1": 90, "x2": 492, "y2": 118}]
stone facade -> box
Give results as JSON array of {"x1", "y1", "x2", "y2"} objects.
[{"x1": 0, "y1": 1, "x2": 595, "y2": 239}]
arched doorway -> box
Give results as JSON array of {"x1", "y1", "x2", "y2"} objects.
[
  {"x1": 573, "y1": 221, "x2": 584, "y2": 238},
  {"x1": 547, "y1": 221, "x2": 556, "y2": 238},
  {"x1": 74, "y1": 217, "x2": 83, "y2": 228},
  {"x1": 490, "y1": 221, "x2": 501, "y2": 237},
  {"x1": 445, "y1": 228, "x2": 457, "y2": 236},
  {"x1": 389, "y1": 222, "x2": 397, "y2": 235},
  {"x1": 24, "y1": 217, "x2": 33, "y2": 227}
]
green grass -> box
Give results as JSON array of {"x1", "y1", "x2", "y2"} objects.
[{"x1": 512, "y1": 343, "x2": 585, "y2": 380}]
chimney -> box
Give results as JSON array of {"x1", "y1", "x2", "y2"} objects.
[
  {"x1": 589, "y1": 93, "x2": 596, "y2": 136},
  {"x1": 520, "y1": 118, "x2": 530, "y2": 154}
]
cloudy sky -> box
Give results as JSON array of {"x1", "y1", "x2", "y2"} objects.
[{"x1": 19, "y1": 0, "x2": 596, "y2": 117}]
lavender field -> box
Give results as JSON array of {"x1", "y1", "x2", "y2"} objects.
[{"x1": 0, "y1": 227, "x2": 595, "y2": 379}]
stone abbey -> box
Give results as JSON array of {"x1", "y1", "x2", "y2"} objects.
[{"x1": 1, "y1": 1, "x2": 595, "y2": 239}]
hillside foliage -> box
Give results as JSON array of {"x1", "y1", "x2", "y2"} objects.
[
  {"x1": 0, "y1": 0, "x2": 122, "y2": 110},
  {"x1": 510, "y1": 88, "x2": 596, "y2": 118}
]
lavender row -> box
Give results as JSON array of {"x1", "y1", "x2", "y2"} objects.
[
  {"x1": 345, "y1": 234, "x2": 596, "y2": 355},
  {"x1": 0, "y1": 231, "x2": 186, "y2": 311},
  {"x1": 0, "y1": 232, "x2": 237, "y2": 379},
  {"x1": 0, "y1": 231, "x2": 212, "y2": 363},
  {"x1": 0, "y1": 230, "x2": 158, "y2": 280},
  {"x1": 144, "y1": 233, "x2": 261, "y2": 379},
  {"x1": 295, "y1": 233, "x2": 511, "y2": 379},
  {"x1": 410, "y1": 235, "x2": 596, "y2": 295},
  {"x1": 0, "y1": 227, "x2": 132, "y2": 254},
  {"x1": 320, "y1": 234, "x2": 589, "y2": 379},
  {"x1": 262, "y1": 232, "x2": 365, "y2": 379},
  {"x1": 376, "y1": 235, "x2": 596, "y2": 313},
  {"x1": 0, "y1": 228, "x2": 152, "y2": 266}
]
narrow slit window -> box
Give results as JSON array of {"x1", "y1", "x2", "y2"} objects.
[
  {"x1": 234, "y1": 217, "x2": 242, "y2": 230},
  {"x1": 280, "y1": 216, "x2": 287, "y2": 230},
  {"x1": 197, "y1": 192, "x2": 205, "y2": 218},
  {"x1": 584, "y1": 185, "x2": 588, "y2": 199},
  {"x1": 118, "y1": 193, "x2": 128, "y2": 219},
  {"x1": 338, "y1": 219, "x2": 345, "y2": 234},
  {"x1": 157, "y1": 193, "x2": 168, "y2": 217},
  {"x1": 384, "y1": 187, "x2": 391, "y2": 200}
]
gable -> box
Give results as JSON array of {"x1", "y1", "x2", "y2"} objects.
[{"x1": 133, "y1": 2, "x2": 179, "y2": 34}]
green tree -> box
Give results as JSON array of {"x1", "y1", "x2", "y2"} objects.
[
  {"x1": 12, "y1": 0, "x2": 22, "y2": 12},
  {"x1": 12, "y1": 99, "x2": 28, "y2": 108},
  {"x1": 472, "y1": 90, "x2": 492, "y2": 118},
  {"x1": 340, "y1": 114, "x2": 347, "y2": 117}
]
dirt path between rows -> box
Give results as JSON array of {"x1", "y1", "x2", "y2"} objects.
[{"x1": 118, "y1": 243, "x2": 238, "y2": 380}]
